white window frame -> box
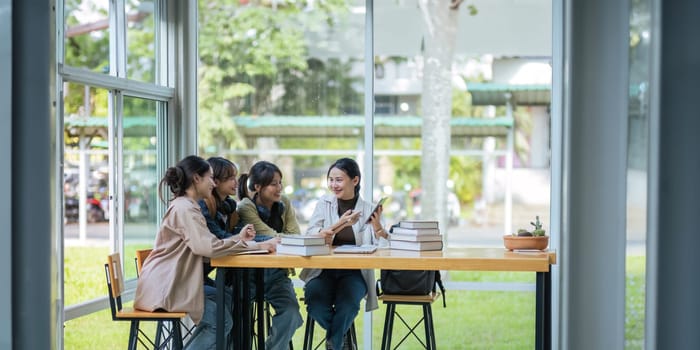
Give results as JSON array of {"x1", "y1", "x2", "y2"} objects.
[{"x1": 55, "y1": 1, "x2": 177, "y2": 345}]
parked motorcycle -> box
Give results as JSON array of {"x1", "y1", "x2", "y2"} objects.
[{"x1": 64, "y1": 195, "x2": 106, "y2": 223}]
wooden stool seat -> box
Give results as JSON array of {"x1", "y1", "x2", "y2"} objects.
[
  {"x1": 116, "y1": 308, "x2": 187, "y2": 319},
  {"x1": 379, "y1": 292, "x2": 440, "y2": 350},
  {"x1": 378, "y1": 292, "x2": 441, "y2": 303}
]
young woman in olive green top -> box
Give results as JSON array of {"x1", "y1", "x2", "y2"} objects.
[{"x1": 237, "y1": 160, "x2": 303, "y2": 350}]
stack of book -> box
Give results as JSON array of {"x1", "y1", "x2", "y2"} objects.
[
  {"x1": 276, "y1": 235, "x2": 331, "y2": 256},
  {"x1": 389, "y1": 220, "x2": 443, "y2": 251}
]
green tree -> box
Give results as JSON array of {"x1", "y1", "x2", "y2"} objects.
[{"x1": 196, "y1": 0, "x2": 360, "y2": 153}]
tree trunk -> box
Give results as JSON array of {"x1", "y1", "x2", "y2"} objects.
[{"x1": 419, "y1": 0, "x2": 459, "y2": 233}]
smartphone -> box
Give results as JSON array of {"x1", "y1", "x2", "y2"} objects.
[{"x1": 365, "y1": 197, "x2": 388, "y2": 223}]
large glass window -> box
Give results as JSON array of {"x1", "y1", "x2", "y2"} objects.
[
  {"x1": 197, "y1": 1, "x2": 552, "y2": 347},
  {"x1": 57, "y1": 0, "x2": 558, "y2": 348},
  {"x1": 197, "y1": 0, "x2": 366, "y2": 229},
  {"x1": 59, "y1": 0, "x2": 173, "y2": 348}
]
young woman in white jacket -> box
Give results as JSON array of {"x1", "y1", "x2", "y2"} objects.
[{"x1": 299, "y1": 158, "x2": 389, "y2": 350}]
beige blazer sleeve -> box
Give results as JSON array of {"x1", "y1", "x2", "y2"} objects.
[{"x1": 165, "y1": 198, "x2": 257, "y2": 258}]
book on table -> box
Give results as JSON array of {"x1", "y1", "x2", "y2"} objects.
[
  {"x1": 234, "y1": 249, "x2": 271, "y2": 255},
  {"x1": 333, "y1": 245, "x2": 377, "y2": 254},
  {"x1": 390, "y1": 226, "x2": 440, "y2": 235},
  {"x1": 389, "y1": 239, "x2": 443, "y2": 251},
  {"x1": 280, "y1": 234, "x2": 325, "y2": 246},
  {"x1": 390, "y1": 233, "x2": 443, "y2": 242},
  {"x1": 398, "y1": 220, "x2": 439, "y2": 229},
  {"x1": 276, "y1": 243, "x2": 331, "y2": 256}
]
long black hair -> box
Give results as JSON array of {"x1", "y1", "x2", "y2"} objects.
[
  {"x1": 205, "y1": 157, "x2": 239, "y2": 231},
  {"x1": 158, "y1": 155, "x2": 210, "y2": 203},
  {"x1": 206, "y1": 156, "x2": 238, "y2": 205},
  {"x1": 238, "y1": 160, "x2": 283, "y2": 201},
  {"x1": 327, "y1": 157, "x2": 361, "y2": 197}
]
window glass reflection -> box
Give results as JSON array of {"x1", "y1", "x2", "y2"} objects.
[
  {"x1": 626, "y1": 0, "x2": 651, "y2": 347},
  {"x1": 373, "y1": 1, "x2": 551, "y2": 242},
  {"x1": 126, "y1": 0, "x2": 156, "y2": 82},
  {"x1": 63, "y1": 82, "x2": 110, "y2": 307},
  {"x1": 64, "y1": 0, "x2": 110, "y2": 72},
  {"x1": 122, "y1": 96, "x2": 160, "y2": 279}
]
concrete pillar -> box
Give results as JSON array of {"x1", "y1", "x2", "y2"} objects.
[
  {"x1": 561, "y1": 0, "x2": 629, "y2": 349},
  {"x1": 649, "y1": 0, "x2": 700, "y2": 348},
  {"x1": 11, "y1": 0, "x2": 56, "y2": 348}
]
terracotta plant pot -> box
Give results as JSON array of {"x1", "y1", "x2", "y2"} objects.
[{"x1": 503, "y1": 235, "x2": 549, "y2": 251}]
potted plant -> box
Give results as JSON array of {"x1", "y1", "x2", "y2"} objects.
[{"x1": 503, "y1": 215, "x2": 549, "y2": 250}]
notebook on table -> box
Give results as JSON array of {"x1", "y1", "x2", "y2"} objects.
[{"x1": 333, "y1": 245, "x2": 378, "y2": 254}]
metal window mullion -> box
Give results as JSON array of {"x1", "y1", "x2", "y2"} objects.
[
  {"x1": 110, "y1": 90, "x2": 124, "y2": 255},
  {"x1": 54, "y1": 1, "x2": 67, "y2": 349},
  {"x1": 154, "y1": 0, "x2": 163, "y2": 85},
  {"x1": 550, "y1": 0, "x2": 566, "y2": 349},
  {"x1": 55, "y1": 0, "x2": 64, "y2": 66},
  {"x1": 644, "y1": 0, "x2": 662, "y2": 346},
  {"x1": 165, "y1": 0, "x2": 177, "y2": 89},
  {"x1": 157, "y1": 100, "x2": 169, "y2": 218},
  {"x1": 111, "y1": 0, "x2": 127, "y2": 78},
  {"x1": 155, "y1": 0, "x2": 172, "y2": 87},
  {"x1": 59, "y1": 65, "x2": 174, "y2": 101},
  {"x1": 109, "y1": 0, "x2": 118, "y2": 77},
  {"x1": 363, "y1": 0, "x2": 375, "y2": 203},
  {"x1": 364, "y1": 0, "x2": 374, "y2": 201},
  {"x1": 179, "y1": 0, "x2": 199, "y2": 155},
  {"x1": 504, "y1": 95, "x2": 514, "y2": 236},
  {"x1": 362, "y1": 1, "x2": 375, "y2": 350}
]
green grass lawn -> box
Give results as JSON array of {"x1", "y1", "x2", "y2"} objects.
[{"x1": 64, "y1": 247, "x2": 645, "y2": 349}]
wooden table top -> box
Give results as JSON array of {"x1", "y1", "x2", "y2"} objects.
[{"x1": 211, "y1": 247, "x2": 556, "y2": 272}]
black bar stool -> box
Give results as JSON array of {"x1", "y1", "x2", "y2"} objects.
[
  {"x1": 251, "y1": 301, "x2": 295, "y2": 350},
  {"x1": 379, "y1": 292, "x2": 440, "y2": 350},
  {"x1": 302, "y1": 313, "x2": 357, "y2": 350}
]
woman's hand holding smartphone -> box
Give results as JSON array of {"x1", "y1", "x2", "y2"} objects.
[{"x1": 365, "y1": 197, "x2": 387, "y2": 223}]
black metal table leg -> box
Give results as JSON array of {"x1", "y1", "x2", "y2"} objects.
[
  {"x1": 424, "y1": 304, "x2": 436, "y2": 350},
  {"x1": 241, "y1": 269, "x2": 252, "y2": 350},
  {"x1": 216, "y1": 267, "x2": 226, "y2": 350},
  {"x1": 256, "y1": 268, "x2": 265, "y2": 350},
  {"x1": 381, "y1": 303, "x2": 396, "y2": 350},
  {"x1": 230, "y1": 268, "x2": 251, "y2": 350},
  {"x1": 536, "y1": 271, "x2": 552, "y2": 350}
]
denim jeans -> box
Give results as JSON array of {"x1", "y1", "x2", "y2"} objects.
[
  {"x1": 304, "y1": 269, "x2": 366, "y2": 350},
  {"x1": 185, "y1": 285, "x2": 232, "y2": 350},
  {"x1": 250, "y1": 268, "x2": 304, "y2": 350}
]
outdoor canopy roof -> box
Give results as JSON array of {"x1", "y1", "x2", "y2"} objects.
[
  {"x1": 63, "y1": 83, "x2": 549, "y2": 140},
  {"x1": 233, "y1": 116, "x2": 513, "y2": 138},
  {"x1": 466, "y1": 83, "x2": 551, "y2": 106},
  {"x1": 64, "y1": 116, "x2": 156, "y2": 138},
  {"x1": 64, "y1": 115, "x2": 514, "y2": 139}
]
